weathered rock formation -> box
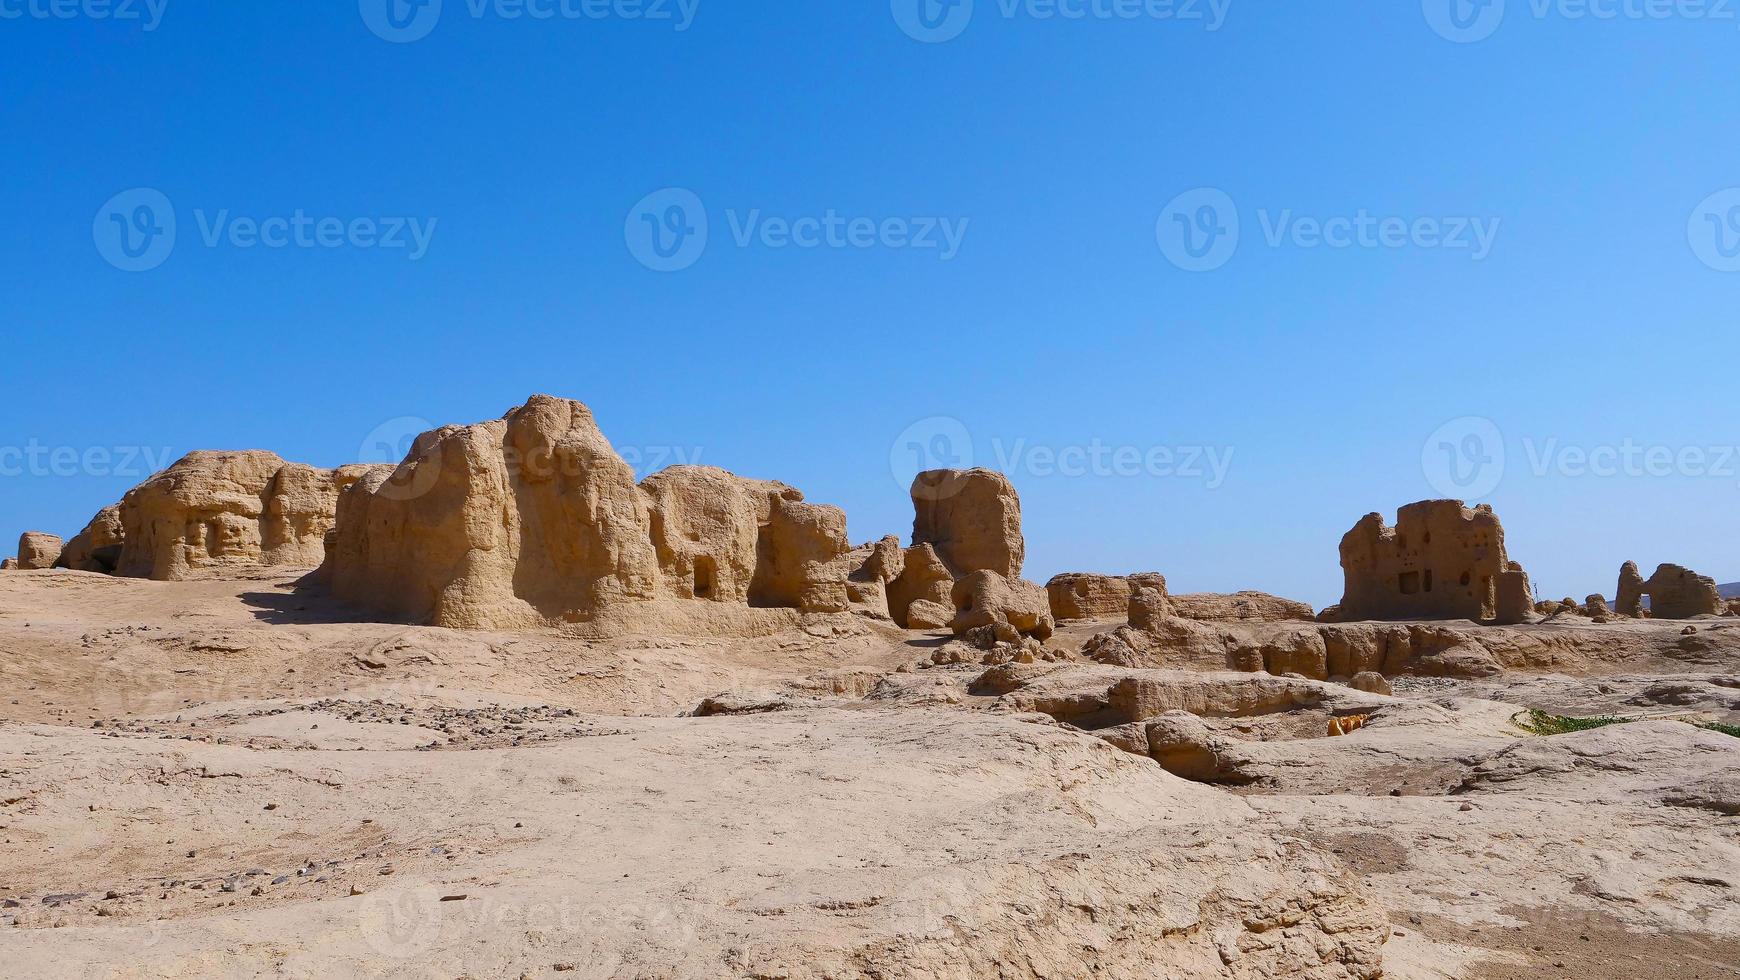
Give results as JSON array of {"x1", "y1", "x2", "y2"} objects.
[
  {"x1": 1614, "y1": 562, "x2": 1725, "y2": 620},
  {"x1": 1336, "y1": 500, "x2": 1519, "y2": 622},
  {"x1": 886, "y1": 543, "x2": 954, "y2": 628},
  {"x1": 1494, "y1": 561, "x2": 1536, "y2": 625},
  {"x1": 1616, "y1": 561, "x2": 1649, "y2": 617},
  {"x1": 112, "y1": 451, "x2": 382, "y2": 581},
  {"x1": 16, "y1": 532, "x2": 63, "y2": 570},
  {"x1": 910, "y1": 468, "x2": 1023, "y2": 579},
  {"x1": 322, "y1": 396, "x2": 869, "y2": 632},
  {"x1": 1045, "y1": 573, "x2": 1133, "y2": 621},
  {"x1": 1169, "y1": 591, "x2": 1315, "y2": 623},
  {"x1": 0, "y1": 558, "x2": 16, "y2": 571},
  {"x1": 950, "y1": 570, "x2": 1054, "y2": 639},
  {"x1": 1041, "y1": 573, "x2": 1299, "y2": 625},
  {"x1": 57, "y1": 505, "x2": 124, "y2": 573}
]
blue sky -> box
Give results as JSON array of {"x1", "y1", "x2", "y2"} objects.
[{"x1": 4, "y1": 1, "x2": 1738, "y2": 607}]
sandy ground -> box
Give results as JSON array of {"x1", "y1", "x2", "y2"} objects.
[{"x1": 2, "y1": 569, "x2": 1738, "y2": 978}]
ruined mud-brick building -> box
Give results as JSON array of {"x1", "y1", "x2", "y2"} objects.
[{"x1": 1336, "y1": 500, "x2": 1526, "y2": 622}]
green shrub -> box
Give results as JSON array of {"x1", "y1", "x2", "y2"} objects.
[{"x1": 1517, "y1": 710, "x2": 1630, "y2": 735}]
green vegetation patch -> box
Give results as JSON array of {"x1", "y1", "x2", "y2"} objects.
[{"x1": 1517, "y1": 710, "x2": 1630, "y2": 736}]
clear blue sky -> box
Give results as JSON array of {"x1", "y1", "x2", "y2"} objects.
[{"x1": 5, "y1": 2, "x2": 1737, "y2": 607}]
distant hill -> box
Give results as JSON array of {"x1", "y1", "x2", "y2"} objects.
[{"x1": 1723, "y1": 583, "x2": 1740, "y2": 599}]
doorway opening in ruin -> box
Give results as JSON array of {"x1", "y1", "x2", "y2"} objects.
[
  {"x1": 1423, "y1": 570, "x2": 1434, "y2": 593},
  {"x1": 1398, "y1": 571, "x2": 1421, "y2": 595},
  {"x1": 693, "y1": 556, "x2": 716, "y2": 599}
]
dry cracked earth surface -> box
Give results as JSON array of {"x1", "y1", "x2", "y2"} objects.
[{"x1": 2, "y1": 569, "x2": 1739, "y2": 979}]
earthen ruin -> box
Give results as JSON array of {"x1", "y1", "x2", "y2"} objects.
[
  {"x1": 1333, "y1": 500, "x2": 1520, "y2": 623},
  {"x1": 1615, "y1": 561, "x2": 1724, "y2": 619}
]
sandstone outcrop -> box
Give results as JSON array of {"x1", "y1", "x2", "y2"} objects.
[
  {"x1": 1045, "y1": 572, "x2": 1131, "y2": 620},
  {"x1": 323, "y1": 396, "x2": 862, "y2": 632},
  {"x1": 949, "y1": 570, "x2": 1054, "y2": 639},
  {"x1": 1128, "y1": 581, "x2": 1172, "y2": 631},
  {"x1": 111, "y1": 451, "x2": 382, "y2": 581},
  {"x1": 1614, "y1": 562, "x2": 1725, "y2": 620},
  {"x1": 1494, "y1": 561, "x2": 1536, "y2": 625},
  {"x1": 904, "y1": 599, "x2": 953, "y2": 630},
  {"x1": 910, "y1": 468, "x2": 1023, "y2": 578},
  {"x1": 1616, "y1": 561, "x2": 1649, "y2": 617},
  {"x1": 16, "y1": 532, "x2": 63, "y2": 570},
  {"x1": 886, "y1": 543, "x2": 954, "y2": 628},
  {"x1": 0, "y1": 558, "x2": 15, "y2": 570},
  {"x1": 639, "y1": 465, "x2": 850, "y2": 610},
  {"x1": 1337, "y1": 500, "x2": 1519, "y2": 622},
  {"x1": 1169, "y1": 590, "x2": 1314, "y2": 623},
  {"x1": 57, "y1": 505, "x2": 124, "y2": 573}
]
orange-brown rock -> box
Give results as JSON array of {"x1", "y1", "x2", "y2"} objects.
[
  {"x1": 910, "y1": 468, "x2": 1023, "y2": 579},
  {"x1": 1045, "y1": 573, "x2": 1131, "y2": 621},
  {"x1": 1494, "y1": 562, "x2": 1536, "y2": 625},
  {"x1": 640, "y1": 466, "x2": 848, "y2": 609},
  {"x1": 1128, "y1": 584, "x2": 1172, "y2": 631},
  {"x1": 1337, "y1": 500, "x2": 1518, "y2": 622},
  {"x1": 904, "y1": 599, "x2": 953, "y2": 630},
  {"x1": 324, "y1": 396, "x2": 857, "y2": 631},
  {"x1": 1616, "y1": 561, "x2": 1649, "y2": 617},
  {"x1": 1636, "y1": 563, "x2": 1724, "y2": 619},
  {"x1": 949, "y1": 569, "x2": 1054, "y2": 639},
  {"x1": 886, "y1": 543, "x2": 954, "y2": 628},
  {"x1": 16, "y1": 532, "x2": 63, "y2": 570},
  {"x1": 112, "y1": 451, "x2": 379, "y2": 581},
  {"x1": 1169, "y1": 591, "x2": 1315, "y2": 623},
  {"x1": 57, "y1": 505, "x2": 124, "y2": 573}
]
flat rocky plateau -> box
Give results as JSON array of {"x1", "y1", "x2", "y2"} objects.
[{"x1": 2, "y1": 568, "x2": 1738, "y2": 979}]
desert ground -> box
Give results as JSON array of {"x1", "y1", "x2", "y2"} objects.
[{"x1": 3, "y1": 564, "x2": 1738, "y2": 979}]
